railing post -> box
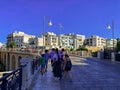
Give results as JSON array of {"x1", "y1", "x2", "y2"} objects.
[
  {"x1": 19, "y1": 67, "x2": 22, "y2": 90},
  {"x1": 111, "y1": 52, "x2": 115, "y2": 62}
]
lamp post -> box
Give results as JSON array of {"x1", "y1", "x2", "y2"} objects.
[
  {"x1": 106, "y1": 20, "x2": 115, "y2": 52},
  {"x1": 106, "y1": 20, "x2": 115, "y2": 61},
  {"x1": 43, "y1": 16, "x2": 52, "y2": 50},
  {"x1": 43, "y1": 16, "x2": 45, "y2": 50},
  {"x1": 112, "y1": 21, "x2": 115, "y2": 52},
  {"x1": 58, "y1": 23, "x2": 63, "y2": 48}
]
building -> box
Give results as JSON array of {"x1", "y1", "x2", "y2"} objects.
[
  {"x1": 74, "y1": 34, "x2": 85, "y2": 50},
  {"x1": 44, "y1": 32, "x2": 59, "y2": 49},
  {"x1": 29, "y1": 37, "x2": 43, "y2": 48},
  {"x1": 0, "y1": 42, "x2": 5, "y2": 48},
  {"x1": 68, "y1": 33, "x2": 74, "y2": 49},
  {"x1": 0, "y1": 42, "x2": 4, "y2": 47},
  {"x1": 85, "y1": 35, "x2": 106, "y2": 50},
  {"x1": 7, "y1": 31, "x2": 43, "y2": 48},
  {"x1": 58, "y1": 34, "x2": 71, "y2": 49},
  {"x1": 106, "y1": 39, "x2": 117, "y2": 50}
]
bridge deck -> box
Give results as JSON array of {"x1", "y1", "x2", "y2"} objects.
[{"x1": 31, "y1": 56, "x2": 120, "y2": 90}]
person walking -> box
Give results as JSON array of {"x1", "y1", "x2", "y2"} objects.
[
  {"x1": 40, "y1": 54, "x2": 46, "y2": 76},
  {"x1": 53, "y1": 48, "x2": 62, "y2": 80},
  {"x1": 63, "y1": 54, "x2": 72, "y2": 82},
  {"x1": 50, "y1": 48, "x2": 55, "y2": 68},
  {"x1": 59, "y1": 48, "x2": 65, "y2": 75},
  {"x1": 45, "y1": 50, "x2": 49, "y2": 72}
]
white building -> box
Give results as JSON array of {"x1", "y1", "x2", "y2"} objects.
[
  {"x1": 74, "y1": 34, "x2": 85, "y2": 50},
  {"x1": 0, "y1": 42, "x2": 4, "y2": 47},
  {"x1": 44, "y1": 32, "x2": 59, "y2": 49},
  {"x1": 59, "y1": 34, "x2": 71, "y2": 49},
  {"x1": 0, "y1": 42, "x2": 5, "y2": 48},
  {"x1": 106, "y1": 39, "x2": 117, "y2": 49},
  {"x1": 85, "y1": 35, "x2": 106, "y2": 49},
  {"x1": 7, "y1": 31, "x2": 43, "y2": 48},
  {"x1": 29, "y1": 37, "x2": 43, "y2": 48}
]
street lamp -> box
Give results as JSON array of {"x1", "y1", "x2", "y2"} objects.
[
  {"x1": 43, "y1": 16, "x2": 52, "y2": 50},
  {"x1": 58, "y1": 23, "x2": 63, "y2": 48},
  {"x1": 106, "y1": 20, "x2": 115, "y2": 52},
  {"x1": 58, "y1": 23, "x2": 63, "y2": 35}
]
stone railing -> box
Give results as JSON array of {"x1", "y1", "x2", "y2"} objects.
[
  {"x1": 97, "y1": 51, "x2": 120, "y2": 62},
  {"x1": 68, "y1": 51, "x2": 92, "y2": 57},
  {"x1": 0, "y1": 48, "x2": 42, "y2": 55}
]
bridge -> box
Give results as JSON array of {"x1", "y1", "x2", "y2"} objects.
[
  {"x1": 0, "y1": 50, "x2": 120, "y2": 90},
  {"x1": 0, "y1": 49, "x2": 40, "y2": 71}
]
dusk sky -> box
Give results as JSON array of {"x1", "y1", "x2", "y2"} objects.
[{"x1": 0, "y1": 0, "x2": 120, "y2": 43}]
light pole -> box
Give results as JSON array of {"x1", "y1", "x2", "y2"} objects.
[
  {"x1": 58, "y1": 23, "x2": 63, "y2": 48},
  {"x1": 43, "y1": 16, "x2": 45, "y2": 50},
  {"x1": 106, "y1": 20, "x2": 115, "y2": 52},
  {"x1": 112, "y1": 20, "x2": 115, "y2": 52},
  {"x1": 43, "y1": 16, "x2": 52, "y2": 50}
]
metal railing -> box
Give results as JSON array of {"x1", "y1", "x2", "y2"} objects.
[{"x1": 0, "y1": 65, "x2": 25, "y2": 90}]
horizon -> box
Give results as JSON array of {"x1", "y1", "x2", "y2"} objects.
[{"x1": 0, "y1": 0, "x2": 120, "y2": 43}]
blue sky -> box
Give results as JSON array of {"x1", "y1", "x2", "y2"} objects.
[{"x1": 0, "y1": 0, "x2": 120, "y2": 43}]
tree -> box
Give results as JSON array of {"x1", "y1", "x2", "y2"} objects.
[
  {"x1": 117, "y1": 40, "x2": 120, "y2": 52},
  {"x1": 76, "y1": 46, "x2": 88, "y2": 51},
  {"x1": 7, "y1": 42, "x2": 16, "y2": 48}
]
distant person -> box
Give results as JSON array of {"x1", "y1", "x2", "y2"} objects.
[
  {"x1": 40, "y1": 54, "x2": 46, "y2": 76},
  {"x1": 63, "y1": 54, "x2": 72, "y2": 82},
  {"x1": 53, "y1": 48, "x2": 62, "y2": 80},
  {"x1": 50, "y1": 48, "x2": 55, "y2": 67},
  {"x1": 45, "y1": 49, "x2": 49, "y2": 72},
  {"x1": 59, "y1": 48, "x2": 65, "y2": 61},
  {"x1": 59, "y1": 48, "x2": 65, "y2": 74}
]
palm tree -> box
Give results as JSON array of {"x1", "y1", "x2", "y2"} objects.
[{"x1": 7, "y1": 42, "x2": 16, "y2": 48}]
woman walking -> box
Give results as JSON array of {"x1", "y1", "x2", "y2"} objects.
[
  {"x1": 63, "y1": 54, "x2": 72, "y2": 82},
  {"x1": 53, "y1": 48, "x2": 62, "y2": 80}
]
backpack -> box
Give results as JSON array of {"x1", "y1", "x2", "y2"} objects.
[{"x1": 65, "y1": 60, "x2": 72, "y2": 69}]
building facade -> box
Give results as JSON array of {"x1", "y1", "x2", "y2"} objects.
[
  {"x1": 58, "y1": 34, "x2": 71, "y2": 49},
  {"x1": 85, "y1": 35, "x2": 106, "y2": 49},
  {"x1": 7, "y1": 31, "x2": 43, "y2": 48},
  {"x1": 106, "y1": 39, "x2": 117, "y2": 50},
  {"x1": 74, "y1": 34, "x2": 85, "y2": 50},
  {"x1": 44, "y1": 32, "x2": 58, "y2": 49}
]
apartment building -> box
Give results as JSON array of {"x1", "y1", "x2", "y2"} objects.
[
  {"x1": 66, "y1": 33, "x2": 74, "y2": 49},
  {"x1": 29, "y1": 37, "x2": 43, "y2": 48},
  {"x1": 7, "y1": 31, "x2": 43, "y2": 48},
  {"x1": 74, "y1": 34, "x2": 85, "y2": 50},
  {"x1": 106, "y1": 39, "x2": 117, "y2": 49},
  {"x1": 58, "y1": 34, "x2": 71, "y2": 49},
  {"x1": 0, "y1": 42, "x2": 5, "y2": 48},
  {"x1": 85, "y1": 35, "x2": 106, "y2": 49},
  {"x1": 44, "y1": 32, "x2": 58, "y2": 49}
]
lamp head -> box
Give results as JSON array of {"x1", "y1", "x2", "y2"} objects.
[
  {"x1": 48, "y1": 20, "x2": 52, "y2": 26},
  {"x1": 106, "y1": 25, "x2": 111, "y2": 30}
]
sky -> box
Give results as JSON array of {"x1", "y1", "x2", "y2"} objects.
[{"x1": 0, "y1": 0, "x2": 120, "y2": 43}]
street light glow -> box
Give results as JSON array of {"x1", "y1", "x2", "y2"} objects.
[
  {"x1": 106, "y1": 25, "x2": 111, "y2": 30},
  {"x1": 48, "y1": 20, "x2": 52, "y2": 26}
]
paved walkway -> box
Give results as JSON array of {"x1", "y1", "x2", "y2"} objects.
[{"x1": 31, "y1": 56, "x2": 120, "y2": 90}]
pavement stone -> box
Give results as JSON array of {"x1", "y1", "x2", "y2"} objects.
[{"x1": 31, "y1": 56, "x2": 120, "y2": 90}]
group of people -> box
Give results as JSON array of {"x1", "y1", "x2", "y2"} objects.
[{"x1": 39, "y1": 48, "x2": 72, "y2": 82}]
